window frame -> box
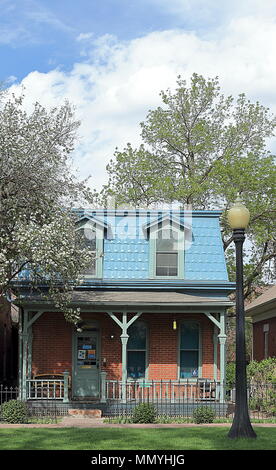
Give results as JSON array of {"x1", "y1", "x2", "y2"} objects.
[
  {"x1": 149, "y1": 223, "x2": 185, "y2": 279},
  {"x1": 76, "y1": 220, "x2": 104, "y2": 279},
  {"x1": 178, "y1": 320, "x2": 202, "y2": 381},
  {"x1": 126, "y1": 320, "x2": 148, "y2": 381}
]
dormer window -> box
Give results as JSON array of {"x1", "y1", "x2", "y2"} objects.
[
  {"x1": 76, "y1": 219, "x2": 104, "y2": 278},
  {"x1": 144, "y1": 213, "x2": 188, "y2": 280},
  {"x1": 149, "y1": 224, "x2": 184, "y2": 279},
  {"x1": 78, "y1": 225, "x2": 97, "y2": 275},
  {"x1": 156, "y1": 228, "x2": 179, "y2": 276}
]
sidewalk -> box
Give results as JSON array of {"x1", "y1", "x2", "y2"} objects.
[{"x1": 0, "y1": 417, "x2": 275, "y2": 428}]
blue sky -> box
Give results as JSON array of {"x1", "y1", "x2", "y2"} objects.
[
  {"x1": 1, "y1": 0, "x2": 193, "y2": 82},
  {"x1": 2, "y1": 0, "x2": 276, "y2": 192}
]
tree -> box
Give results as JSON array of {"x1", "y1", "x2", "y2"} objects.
[
  {"x1": 102, "y1": 74, "x2": 276, "y2": 297},
  {"x1": 0, "y1": 91, "x2": 93, "y2": 323}
]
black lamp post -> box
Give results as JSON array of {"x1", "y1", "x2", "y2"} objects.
[{"x1": 227, "y1": 196, "x2": 256, "y2": 439}]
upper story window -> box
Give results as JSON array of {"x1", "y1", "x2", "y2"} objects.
[
  {"x1": 76, "y1": 220, "x2": 103, "y2": 278},
  {"x1": 149, "y1": 224, "x2": 184, "y2": 279},
  {"x1": 156, "y1": 228, "x2": 179, "y2": 276}
]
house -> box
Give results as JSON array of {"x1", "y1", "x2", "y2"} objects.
[
  {"x1": 246, "y1": 284, "x2": 276, "y2": 361},
  {"x1": 13, "y1": 209, "x2": 235, "y2": 415}
]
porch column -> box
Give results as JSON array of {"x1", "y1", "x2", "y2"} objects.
[
  {"x1": 18, "y1": 308, "x2": 23, "y2": 400},
  {"x1": 19, "y1": 310, "x2": 44, "y2": 401},
  {"x1": 213, "y1": 325, "x2": 218, "y2": 381},
  {"x1": 218, "y1": 310, "x2": 227, "y2": 403},
  {"x1": 21, "y1": 310, "x2": 29, "y2": 401},
  {"x1": 203, "y1": 310, "x2": 227, "y2": 402},
  {"x1": 107, "y1": 311, "x2": 142, "y2": 403},
  {"x1": 120, "y1": 314, "x2": 129, "y2": 403},
  {"x1": 63, "y1": 371, "x2": 70, "y2": 403},
  {"x1": 100, "y1": 371, "x2": 107, "y2": 403}
]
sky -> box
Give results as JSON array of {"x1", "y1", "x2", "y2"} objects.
[{"x1": 2, "y1": 0, "x2": 276, "y2": 192}]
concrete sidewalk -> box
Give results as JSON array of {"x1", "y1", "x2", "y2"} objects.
[{"x1": 0, "y1": 417, "x2": 275, "y2": 428}]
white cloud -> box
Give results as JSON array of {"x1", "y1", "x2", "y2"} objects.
[{"x1": 8, "y1": 12, "x2": 276, "y2": 191}]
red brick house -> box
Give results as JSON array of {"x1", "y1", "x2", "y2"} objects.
[
  {"x1": 14, "y1": 209, "x2": 234, "y2": 414},
  {"x1": 246, "y1": 285, "x2": 276, "y2": 361}
]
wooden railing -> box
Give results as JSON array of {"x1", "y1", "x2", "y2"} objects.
[{"x1": 104, "y1": 379, "x2": 222, "y2": 403}]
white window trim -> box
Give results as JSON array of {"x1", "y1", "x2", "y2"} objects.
[
  {"x1": 76, "y1": 221, "x2": 104, "y2": 279},
  {"x1": 149, "y1": 222, "x2": 185, "y2": 279}
]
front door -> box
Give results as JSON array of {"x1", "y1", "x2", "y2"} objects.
[{"x1": 73, "y1": 330, "x2": 100, "y2": 398}]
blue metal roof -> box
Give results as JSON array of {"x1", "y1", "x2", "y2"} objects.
[
  {"x1": 18, "y1": 209, "x2": 231, "y2": 288},
  {"x1": 73, "y1": 209, "x2": 229, "y2": 283}
]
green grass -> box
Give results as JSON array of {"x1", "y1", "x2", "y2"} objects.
[{"x1": 0, "y1": 427, "x2": 275, "y2": 450}]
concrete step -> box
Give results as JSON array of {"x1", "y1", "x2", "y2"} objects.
[{"x1": 68, "y1": 409, "x2": 102, "y2": 418}]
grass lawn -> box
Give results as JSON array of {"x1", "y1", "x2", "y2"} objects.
[{"x1": 0, "y1": 427, "x2": 275, "y2": 450}]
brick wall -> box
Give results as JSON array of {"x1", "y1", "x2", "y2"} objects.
[
  {"x1": 31, "y1": 312, "x2": 73, "y2": 376},
  {"x1": 253, "y1": 317, "x2": 276, "y2": 361},
  {"x1": 31, "y1": 311, "x2": 218, "y2": 380}
]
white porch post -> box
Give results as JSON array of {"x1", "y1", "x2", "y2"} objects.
[
  {"x1": 20, "y1": 310, "x2": 44, "y2": 401},
  {"x1": 21, "y1": 310, "x2": 29, "y2": 401},
  {"x1": 18, "y1": 308, "x2": 23, "y2": 400},
  {"x1": 107, "y1": 311, "x2": 142, "y2": 403},
  {"x1": 218, "y1": 310, "x2": 227, "y2": 403},
  {"x1": 204, "y1": 310, "x2": 227, "y2": 402},
  {"x1": 100, "y1": 371, "x2": 107, "y2": 403},
  {"x1": 121, "y1": 312, "x2": 129, "y2": 403}
]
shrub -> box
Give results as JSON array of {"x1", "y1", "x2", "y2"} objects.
[
  {"x1": 1, "y1": 400, "x2": 29, "y2": 424},
  {"x1": 247, "y1": 358, "x2": 276, "y2": 383},
  {"x1": 193, "y1": 406, "x2": 215, "y2": 424},
  {"x1": 132, "y1": 403, "x2": 156, "y2": 423}
]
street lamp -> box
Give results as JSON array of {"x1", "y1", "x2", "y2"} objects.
[{"x1": 227, "y1": 196, "x2": 256, "y2": 439}]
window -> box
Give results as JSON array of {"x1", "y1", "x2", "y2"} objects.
[
  {"x1": 77, "y1": 221, "x2": 103, "y2": 278},
  {"x1": 79, "y1": 225, "x2": 97, "y2": 275},
  {"x1": 150, "y1": 225, "x2": 184, "y2": 278},
  {"x1": 155, "y1": 228, "x2": 179, "y2": 276},
  {"x1": 127, "y1": 321, "x2": 147, "y2": 379},
  {"x1": 263, "y1": 324, "x2": 269, "y2": 359},
  {"x1": 179, "y1": 322, "x2": 200, "y2": 379}
]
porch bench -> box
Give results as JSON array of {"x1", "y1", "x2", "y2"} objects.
[{"x1": 31, "y1": 373, "x2": 71, "y2": 399}]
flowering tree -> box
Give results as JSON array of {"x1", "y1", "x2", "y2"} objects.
[{"x1": 0, "y1": 91, "x2": 92, "y2": 323}]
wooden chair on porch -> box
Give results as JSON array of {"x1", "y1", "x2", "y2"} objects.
[
  {"x1": 198, "y1": 379, "x2": 216, "y2": 401},
  {"x1": 32, "y1": 373, "x2": 71, "y2": 399}
]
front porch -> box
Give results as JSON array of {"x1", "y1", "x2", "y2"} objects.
[
  {"x1": 25, "y1": 377, "x2": 229, "y2": 418},
  {"x1": 17, "y1": 287, "x2": 233, "y2": 409}
]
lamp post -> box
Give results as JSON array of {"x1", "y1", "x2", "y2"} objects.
[{"x1": 227, "y1": 196, "x2": 256, "y2": 439}]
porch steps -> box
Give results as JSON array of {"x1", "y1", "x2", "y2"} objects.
[{"x1": 68, "y1": 409, "x2": 102, "y2": 418}]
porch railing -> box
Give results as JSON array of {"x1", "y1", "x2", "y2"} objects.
[{"x1": 105, "y1": 379, "x2": 222, "y2": 403}]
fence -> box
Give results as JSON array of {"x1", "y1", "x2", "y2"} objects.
[
  {"x1": 0, "y1": 384, "x2": 64, "y2": 422},
  {"x1": 0, "y1": 381, "x2": 275, "y2": 421},
  {"x1": 104, "y1": 379, "x2": 276, "y2": 419},
  {"x1": 105, "y1": 379, "x2": 225, "y2": 418}
]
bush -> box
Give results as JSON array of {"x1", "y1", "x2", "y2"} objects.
[
  {"x1": 1, "y1": 400, "x2": 28, "y2": 424},
  {"x1": 247, "y1": 358, "x2": 276, "y2": 383},
  {"x1": 132, "y1": 403, "x2": 156, "y2": 423},
  {"x1": 193, "y1": 406, "x2": 215, "y2": 424}
]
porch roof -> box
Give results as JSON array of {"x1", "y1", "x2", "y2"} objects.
[
  {"x1": 71, "y1": 290, "x2": 232, "y2": 306},
  {"x1": 17, "y1": 289, "x2": 233, "y2": 309}
]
